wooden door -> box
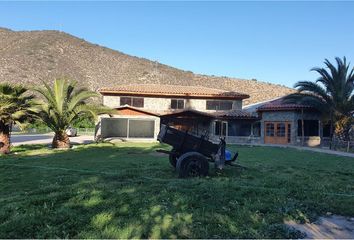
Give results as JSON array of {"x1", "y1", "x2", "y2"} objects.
[
  {"x1": 214, "y1": 120, "x2": 228, "y2": 137},
  {"x1": 264, "y1": 121, "x2": 291, "y2": 144}
]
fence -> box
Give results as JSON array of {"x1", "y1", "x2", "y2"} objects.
[
  {"x1": 76, "y1": 128, "x2": 95, "y2": 136},
  {"x1": 12, "y1": 128, "x2": 95, "y2": 136},
  {"x1": 332, "y1": 139, "x2": 354, "y2": 153},
  {"x1": 321, "y1": 137, "x2": 354, "y2": 153}
]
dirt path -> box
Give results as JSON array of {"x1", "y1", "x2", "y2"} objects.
[{"x1": 286, "y1": 215, "x2": 354, "y2": 239}]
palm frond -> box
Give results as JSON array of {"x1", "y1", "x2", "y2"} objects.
[
  {"x1": 283, "y1": 92, "x2": 328, "y2": 112},
  {"x1": 34, "y1": 78, "x2": 112, "y2": 132},
  {"x1": 293, "y1": 81, "x2": 331, "y2": 104},
  {"x1": 34, "y1": 84, "x2": 57, "y2": 110},
  {"x1": 0, "y1": 83, "x2": 35, "y2": 128},
  {"x1": 292, "y1": 57, "x2": 354, "y2": 139},
  {"x1": 67, "y1": 90, "x2": 98, "y2": 112}
]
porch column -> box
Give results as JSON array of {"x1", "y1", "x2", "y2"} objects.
[
  {"x1": 319, "y1": 120, "x2": 322, "y2": 145},
  {"x1": 127, "y1": 119, "x2": 130, "y2": 139}
]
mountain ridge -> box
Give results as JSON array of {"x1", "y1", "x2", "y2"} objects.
[{"x1": 0, "y1": 28, "x2": 294, "y2": 106}]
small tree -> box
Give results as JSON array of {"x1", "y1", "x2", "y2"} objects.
[
  {"x1": 0, "y1": 84, "x2": 36, "y2": 154},
  {"x1": 34, "y1": 78, "x2": 110, "y2": 149},
  {"x1": 285, "y1": 57, "x2": 354, "y2": 144}
]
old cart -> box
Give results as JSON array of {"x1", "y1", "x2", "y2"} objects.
[{"x1": 157, "y1": 124, "x2": 239, "y2": 178}]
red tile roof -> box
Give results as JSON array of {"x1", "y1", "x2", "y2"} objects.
[
  {"x1": 160, "y1": 109, "x2": 259, "y2": 119},
  {"x1": 115, "y1": 105, "x2": 160, "y2": 116},
  {"x1": 99, "y1": 84, "x2": 249, "y2": 100},
  {"x1": 257, "y1": 98, "x2": 312, "y2": 112},
  {"x1": 111, "y1": 105, "x2": 259, "y2": 120},
  {"x1": 212, "y1": 110, "x2": 260, "y2": 119}
]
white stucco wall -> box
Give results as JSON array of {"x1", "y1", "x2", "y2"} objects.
[{"x1": 103, "y1": 96, "x2": 120, "y2": 108}]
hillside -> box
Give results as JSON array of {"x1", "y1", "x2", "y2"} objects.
[{"x1": 0, "y1": 28, "x2": 294, "y2": 106}]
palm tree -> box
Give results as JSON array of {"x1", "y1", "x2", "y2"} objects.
[
  {"x1": 0, "y1": 84, "x2": 36, "y2": 154},
  {"x1": 34, "y1": 78, "x2": 110, "y2": 149},
  {"x1": 285, "y1": 57, "x2": 354, "y2": 143}
]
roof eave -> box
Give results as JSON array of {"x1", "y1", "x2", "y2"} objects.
[
  {"x1": 99, "y1": 90, "x2": 249, "y2": 100},
  {"x1": 257, "y1": 107, "x2": 313, "y2": 112},
  {"x1": 115, "y1": 105, "x2": 161, "y2": 117},
  {"x1": 219, "y1": 116, "x2": 261, "y2": 120}
]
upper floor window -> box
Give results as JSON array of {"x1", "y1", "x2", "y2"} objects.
[
  {"x1": 206, "y1": 100, "x2": 233, "y2": 110},
  {"x1": 171, "y1": 99, "x2": 184, "y2": 109},
  {"x1": 120, "y1": 97, "x2": 144, "y2": 108}
]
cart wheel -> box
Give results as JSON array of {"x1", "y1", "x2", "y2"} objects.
[
  {"x1": 169, "y1": 149, "x2": 178, "y2": 168},
  {"x1": 176, "y1": 152, "x2": 209, "y2": 178}
]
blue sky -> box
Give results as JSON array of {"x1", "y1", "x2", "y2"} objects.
[{"x1": 0, "y1": 1, "x2": 354, "y2": 87}]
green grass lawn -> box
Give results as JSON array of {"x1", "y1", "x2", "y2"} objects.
[{"x1": 0, "y1": 143, "x2": 353, "y2": 238}]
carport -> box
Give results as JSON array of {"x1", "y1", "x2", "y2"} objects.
[{"x1": 96, "y1": 106, "x2": 160, "y2": 141}]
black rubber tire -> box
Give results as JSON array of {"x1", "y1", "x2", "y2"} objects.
[
  {"x1": 169, "y1": 150, "x2": 178, "y2": 168},
  {"x1": 176, "y1": 152, "x2": 209, "y2": 178}
]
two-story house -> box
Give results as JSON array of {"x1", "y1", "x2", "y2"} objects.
[
  {"x1": 95, "y1": 84, "x2": 261, "y2": 143},
  {"x1": 96, "y1": 84, "x2": 332, "y2": 147}
]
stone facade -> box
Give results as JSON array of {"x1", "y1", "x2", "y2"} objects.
[
  {"x1": 99, "y1": 93, "x2": 246, "y2": 143},
  {"x1": 102, "y1": 95, "x2": 242, "y2": 112},
  {"x1": 100, "y1": 92, "x2": 325, "y2": 147},
  {"x1": 260, "y1": 110, "x2": 322, "y2": 146},
  {"x1": 260, "y1": 111, "x2": 297, "y2": 144}
]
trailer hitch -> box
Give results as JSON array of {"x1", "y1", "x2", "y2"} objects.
[
  {"x1": 230, "y1": 151, "x2": 239, "y2": 162},
  {"x1": 215, "y1": 137, "x2": 226, "y2": 169},
  {"x1": 216, "y1": 138, "x2": 245, "y2": 169}
]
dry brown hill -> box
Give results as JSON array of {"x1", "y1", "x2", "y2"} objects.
[{"x1": 0, "y1": 28, "x2": 294, "y2": 106}]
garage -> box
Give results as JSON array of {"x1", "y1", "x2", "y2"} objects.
[
  {"x1": 101, "y1": 118, "x2": 159, "y2": 139},
  {"x1": 101, "y1": 118, "x2": 156, "y2": 139},
  {"x1": 96, "y1": 106, "x2": 160, "y2": 141}
]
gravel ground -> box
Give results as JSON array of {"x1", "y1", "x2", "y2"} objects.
[{"x1": 286, "y1": 215, "x2": 354, "y2": 239}]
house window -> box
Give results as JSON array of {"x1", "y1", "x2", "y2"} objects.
[
  {"x1": 171, "y1": 99, "x2": 184, "y2": 109},
  {"x1": 120, "y1": 97, "x2": 144, "y2": 108},
  {"x1": 276, "y1": 123, "x2": 286, "y2": 137},
  {"x1": 206, "y1": 100, "x2": 233, "y2": 110},
  {"x1": 228, "y1": 121, "x2": 252, "y2": 136},
  {"x1": 222, "y1": 122, "x2": 227, "y2": 136},
  {"x1": 132, "y1": 98, "x2": 144, "y2": 108},
  {"x1": 120, "y1": 97, "x2": 131, "y2": 106},
  {"x1": 297, "y1": 120, "x2": 319, "y2": 136},
  {"x1": 214, "y1": 121, "x2": 227, "y2": 136},
  {"x1": 266, "y1": 123, "x2": 275, "y2": 136},
  {"x1": 214, "y1": 121, "x2": 221, "y2": 135}
]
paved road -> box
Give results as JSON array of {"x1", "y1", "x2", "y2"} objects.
[
  {"x1": 11, "y1": 134, "x2": 94, "y2": 146},
  {"x1": 10, "y1": 134, "x2": 354, "y2": 158}
]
